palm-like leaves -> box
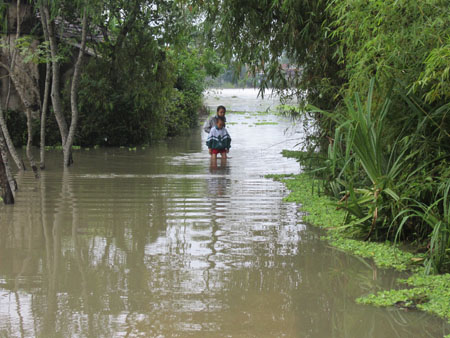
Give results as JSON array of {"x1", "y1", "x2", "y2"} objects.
[{"x1": 307, "y1": 79, "x2": 450, "y2": 273}]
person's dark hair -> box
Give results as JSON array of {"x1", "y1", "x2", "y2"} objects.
[
  {"x1": 217, "y1": 105, "x2": 226, "y2": 113},
  {"x1": 217, "y1": 116, "x2": 226, "y2": 123}
]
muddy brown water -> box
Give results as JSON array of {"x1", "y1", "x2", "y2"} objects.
[{"x1": 0, "y1": 89, "x2": 449, "y2": 337}]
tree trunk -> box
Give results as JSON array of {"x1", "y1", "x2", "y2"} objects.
[
  {"x1": 40, "y1": 63, "x2": 51, "y2": 170},
  {"x1": 42, "y1": 6, "x2": 69, "y2": 144},
  {"x1": 63, "y1": 10, "x2": 88, "y2": 167},
  {"x1": 40, "y1": 59, "x2": 51, "y2": 170},
  {"x1": 5, "y1": 0, "x2": 22, "y2": 111},
  {"x1": 41, "y1": 5, "x2": 76, "y2": 167},
  {"x1": 0, "y1": 130, "x2": 17, "y2": 191},
  {"x1": 39, "y1": 8, "x2": 52, "y2": 170},
  {"x1": 0, "y1": 142, "x2": 14, "y2": 204},
  {"x1": 26, "y1": 109, "x2": 39, "y2": 177},
  {"x1": 0, "y1": 0, "x2": 26, "y2": 171},
  {"x1": 0, "y1": 61, "x2": 40, "y2": 177}
]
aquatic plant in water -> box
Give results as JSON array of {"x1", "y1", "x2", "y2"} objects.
[
  {"x1": 267, "y1": 172, "x2": 450, "y2": 322},
  {"x1": 358, "y1": 273, "x2": 450, "y2": 321}
]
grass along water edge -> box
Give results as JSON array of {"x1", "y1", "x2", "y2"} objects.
[{"x1": 266, "y1": 172, "x2": 450, "y2": 324}]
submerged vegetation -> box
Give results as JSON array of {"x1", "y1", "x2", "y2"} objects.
[
  {"x1": 268, "y1": 172, "x2": 450, "y2": 322},
  {"x1": 254, "y1": 121, "x2": 278, "y2": 126},
  {"x1": 268, "y1": 173, "x2": 423, "y2": 271},
  {"x1": 358, "y1": 273, "x2": 450, "y2": 321}
]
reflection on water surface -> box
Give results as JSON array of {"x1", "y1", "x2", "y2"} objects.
[{"x1": 0, "y1": 89, "x2": 448, "y2": 337}]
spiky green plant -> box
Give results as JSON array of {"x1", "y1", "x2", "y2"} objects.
[{"x1": 306, "y1": 79, "x2": 450, "y2": 273}]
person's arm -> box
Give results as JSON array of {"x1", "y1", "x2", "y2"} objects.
[
  {"x1": 206, "y1": 129, "x2": 214, "y2": 151},
  {"x1": 225, "y1": 129, "x2": 231, "y2": 151},
  {"x1": 203, "y1": 116, "x2": 213, "y2": 133}
]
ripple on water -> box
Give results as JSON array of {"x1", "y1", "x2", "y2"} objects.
[{"x1": 0, "y1": 92, "x2": 449, "y2": 337}]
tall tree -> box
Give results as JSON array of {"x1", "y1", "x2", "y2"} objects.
[
  {"x1": 0, "y1": 59, "x2": 40, "y2": 176},
  {"x1": 40, "y1": 3, "x2": 70, "y2": 165},
  {"x1": 39, "y1": 9, "x2": 51, "y2": 170},
  {"x1": 39, "y1": 0, "x2": 90, "y2": 167},
  {"x1": 63, "y1": 9, "x2": 88, "y2": 166},
  {"x1": 0, "y1": 0, "x2": 40, "y2": 176},
  {"x1": 0, "y1": 0, "x2": 26, "y2": 171}
]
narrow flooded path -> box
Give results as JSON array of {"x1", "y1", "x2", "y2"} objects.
[{"x1": 0, "y1": 89, "x2": 448, "y2": 337}]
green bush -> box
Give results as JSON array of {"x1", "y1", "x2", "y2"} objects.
[{"x1": 306, "y1": 81, "x2": 450, "y2": 273}]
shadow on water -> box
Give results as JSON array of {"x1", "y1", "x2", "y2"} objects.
[{"x1": 0, "y1": 90, "x2": 449, "y2": 337}]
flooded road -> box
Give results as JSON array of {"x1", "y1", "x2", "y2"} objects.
[{"x1": 0, "y1": 89, "x2": 449, "y2": 337}]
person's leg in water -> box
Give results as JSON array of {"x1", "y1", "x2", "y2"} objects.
[
  {"x1": 210, "y1": 150, "x2": 218, "y2": 168},
  {"x1": 220, "y1": 157, "x2": 227, "y2": 168}
]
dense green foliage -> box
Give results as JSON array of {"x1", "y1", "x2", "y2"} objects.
[
  {"x1": 331, "y1": 0, "x2": 450, "y2": 103},
  {"x1": 4, "y1": 0, "x2": 220, "y2": 148},
  {"x1": 70, "y1": 1, "x2": 222, "y2": 146},
  {"x1": 75, "y1": 47, "x2": 210, "y2": 146},
  {"x1": 206, "y1": 0, "x2": 450, "y2": 273},
  {"x1": 310, "y1": 83, "x2": 450, "y2": 274}
]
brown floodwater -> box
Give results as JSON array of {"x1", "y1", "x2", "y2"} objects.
[{"x1": 1, "y1": 90, "x2": 449, "y2": 337}]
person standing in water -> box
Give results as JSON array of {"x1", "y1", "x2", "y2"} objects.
[
  {"x1": 204, "y1": 105, "x2": 226, "y2": 133},
  {"x1": 206, "y1": 116, "x2": 231, "y2": 162}
]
